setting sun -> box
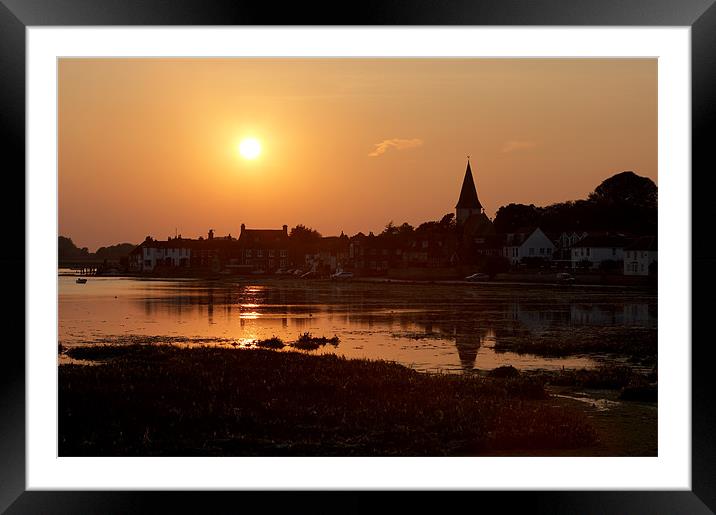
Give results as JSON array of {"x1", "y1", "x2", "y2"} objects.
[{"x1": 238, "y1": 138, "x2": 262, "y2": 160}]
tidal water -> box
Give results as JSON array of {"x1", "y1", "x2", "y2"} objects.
[{"x1": 58, "y1": 275, "x2": 657, "y2": 374}]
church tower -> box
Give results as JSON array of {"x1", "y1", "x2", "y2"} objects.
[{"x1": 455, "y1": 158, "x2": 483, "y2": 225}]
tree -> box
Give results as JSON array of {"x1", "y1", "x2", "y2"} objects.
[
  {"x1": 58, "y1": 236, "x2": 90, "y2": 260},
  {"x1": 288, "y1": 225, "x2": 323, "y2": 260},
  {"x1": 493, "y1": 204, "x2": 541, "y2": 233},
  {"x1": 95, "y1": 243, "x2": 136, "y2": 260},
  {"x1": 381, "y1": 221, "x2": 398, "y2": 236},
  {"x1": 439, "y1": 213, "x2": 455, "y2": 229},
  {"x1": 397, "y1": 222, "x2": 414, "y2": 238},
  {"x1": 289, "y1": 225, "x2": 322, "y2": 243},
  {"x1": 588, "y1": 171, "x2": 657, "y2": 209}
]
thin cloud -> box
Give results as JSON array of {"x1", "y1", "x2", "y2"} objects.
[
  {"x1": 369, "y1": 138, "x2": 424, "y2": 157},
  {"x1": 501, "y1": 140, "x2": 537, "y2": 153}
]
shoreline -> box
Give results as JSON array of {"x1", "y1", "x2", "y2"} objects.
[{"x1": 60, "y1": 272, "x2": 657, "y2": 291}]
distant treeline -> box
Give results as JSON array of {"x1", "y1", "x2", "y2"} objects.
[
  {"x1": 493, "y1": 171, "x2": 657, "y2": 234},
  {"x1": 58, "y1": 236, "x2": 136, "y2": 262}
]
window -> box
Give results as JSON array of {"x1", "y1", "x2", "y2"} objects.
[
  {"x1": 586, "y1": 248, "x2": 590, "y2": 256},
  {"x1": 280, "y1": 250, "x2": 287, "y2": 257},
  {"x1": 269, "y1": 250, "x2": 275, "y2": 258},
  {"x1": 257, "y1": 250, "x2": 263, "y2": 258},
  {"x1": 422, "y1": 241, "x2": 428, "y2": 248},
  {"x1": 529, "y1": 248, "x2": 534, "y2": 256},
  {"x1": 245, "y1": 249, "x2": 252, "y2": 258},
  {"x1": 539, "y1": 248, "x2": 545, "y2": 255}
]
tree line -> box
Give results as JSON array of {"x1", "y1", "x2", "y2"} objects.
[
  {"x1": 493, "y1": 171, "x2": 657, "y2": 234},
  {"x1": 58, "y1": 236, "x2": 136, "y2": 262}
]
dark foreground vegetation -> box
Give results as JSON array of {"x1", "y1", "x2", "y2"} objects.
[{"x1": 60, "y1": 345, "x2": 597, "y2": 456}]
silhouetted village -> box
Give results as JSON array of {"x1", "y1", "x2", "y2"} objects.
[{"x1": 60, "y1": 160, "x2": 657, "y2": 282}]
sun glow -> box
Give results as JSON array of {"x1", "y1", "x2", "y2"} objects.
[{"x1": 238, "y1": 138, "x2": 262, "y2": 160}]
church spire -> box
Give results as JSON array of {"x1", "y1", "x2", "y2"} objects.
[{"x1": 455, "y1": 158, "x2": 482, "y2": 211}]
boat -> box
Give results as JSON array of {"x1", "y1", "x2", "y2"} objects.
[{"x1": 76, "y1": 278, "x2": 87, "y2": 284}]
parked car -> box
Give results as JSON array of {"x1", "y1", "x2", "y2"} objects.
[
  {"x1": 465, "y1": 273, "x2": 490, "y2": 282},
  {"x1": 332, "y1": 271, "x2": 354, "y2": 280},
  {"x1": 556, "y1": 272, "x2": 575, "y2": 284},
  {"x1": 301, "y1": 271, "x2": 317, "y2": 279}
]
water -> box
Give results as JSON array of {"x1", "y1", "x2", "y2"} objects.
[{"x1": 59, "y1": 276, "x2": 657, "y2": 374}]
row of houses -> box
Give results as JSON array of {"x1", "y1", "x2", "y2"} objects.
[
  {"x1": 129, "y1": 225, "x2": 290, "y2": 274},
  {"x1": 499, "y1": 228, "x2": 657, "y2": 276},
  {"x1": 129, "y1": 224, "x2": 656, "y2": 277},
  {"x1": 343, "y1": 227, "x2": 657, "y2": 276}
]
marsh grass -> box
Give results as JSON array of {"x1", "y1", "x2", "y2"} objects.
[
  {"x1": 531, "y1": 365, "x2": 652, "y2": 390},
  {"x1": 291, "y1": 332, "x2": 340, "y2": 350},
  {"x1": 494, "y1": 326, "x2": 656, "y2": 362},
  {"x1": 59, "y1": 345, "x2": 596, "y2": 456},
  {"x1": 255, "y1": 336, "x2": 285, "y2": 349}
]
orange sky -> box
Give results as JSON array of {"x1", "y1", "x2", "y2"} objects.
[{"x1": 59, "y1": 58, "x2": 657, "y2": 251}]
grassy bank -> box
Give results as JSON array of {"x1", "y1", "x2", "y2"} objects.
[{"x1": 60, "y1": 345, "x2": 596, "y2": 456}]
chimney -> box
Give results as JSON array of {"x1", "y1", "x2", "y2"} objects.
[
  {"x1": 241, "y1": 223, "x2": 246, "y2": 234},
  {"x1": 283, "y1": 224, "x2": 288, "y2": 235},
  {"x1": 208, "y1": 229, "x2": 214, "y2": 240}
]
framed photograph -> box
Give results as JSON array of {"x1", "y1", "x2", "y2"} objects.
[{"x1": 3, "y1": 0, "x2": 714, "y2": 512}]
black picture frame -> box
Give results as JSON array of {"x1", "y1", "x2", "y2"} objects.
[{"x1": 3, "y1": 1, "x2": 714, "y2": 512}]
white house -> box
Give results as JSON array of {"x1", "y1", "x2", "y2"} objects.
[
  {"x1": 130, "y1": 237, "x2": 192, "y2": 272},
  {"x1": 503, "y1": 227, "x2": 555, "y2": 265},
  {"x1": 624, "y1": 236, "x2": 657, "y2": 276},
  {"x1": 571, "y1": 234, "x2": 627, "y2": 270}
]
